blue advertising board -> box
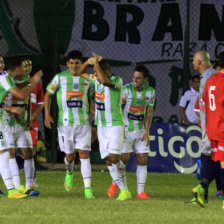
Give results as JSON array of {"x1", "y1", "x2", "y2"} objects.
[{"x1": 126, "y1": 123, "x2": 201, "y2": 173}]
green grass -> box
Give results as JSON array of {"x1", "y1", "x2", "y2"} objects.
[{"x1": 0, "y1": 170, "x2": 223, "y2": 224}]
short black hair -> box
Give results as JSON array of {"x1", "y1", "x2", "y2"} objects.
[
  {"x1": 217, "y1": 51, "x2": 224, "y2": 69},
  {"x1": 134, "y1": 65, "x2": 149, "y2": 79},
  {"x1": 192, "y1": 75, "x2": 201, "y2": 82},
  {"x1": 67, "y1": 50, "x2": 83, "y2": 62},
  {"x1": 99, "y1": 60, "x2": 110, "y2": 73},
  {"x1": 6, "y1": 56, "x2": 23, "y2": 71}
]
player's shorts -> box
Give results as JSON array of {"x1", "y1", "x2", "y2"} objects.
[
  {"x1": 122, "y1": 129, "x2": 150, "y2": 154},
  {"x1": 0, "y1": 122, "x2": 13, "y2": 151},
  {"x1": 9, "y1": 124, "x2": 33, "y2": 149},
  {"x1": 30, "y1": 129, "x2": 38, "y2": 146},
  {"x1": 97, "y1": 126, "x2": 124, "y2": 159},
  {"x1": 57, "y1": 124, "x2": 91, "y2": 154},
  {"x1": 210, "y1": 140, "x2": 224, "y2": 162}
]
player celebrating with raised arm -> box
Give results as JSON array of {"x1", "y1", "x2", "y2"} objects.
[
  {"x1": 107, "y1": 65, "x2": 155, "y2": 199},
  {"x1": 0, "y1": 56, "x2": 42, "y2": 199},
  {"x1": 203, "y1": 52, "x2": 224, "y2": 209},
  {"x1": 44, "y1": 50, "x2": 95, "y2": 199},
  {"x1": 79, "y1": 53, "x2": 131, "y2": 201}
]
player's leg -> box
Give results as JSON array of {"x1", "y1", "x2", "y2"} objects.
[
  {"x1": 9, "y1": 148, "x2": 21, "y2": 190},
  {"x1": 220, "y1": 161, "x2": 224, "y2": 209},
  {"x1": 76, "y1": 124, "x2": 94, "y2": 199},
  {"x1": 58, "y1": 126, "x2": 76, "y2": 191},
  {"x1": 135, "y1": 153, "x2": 150, "y2": 199}
]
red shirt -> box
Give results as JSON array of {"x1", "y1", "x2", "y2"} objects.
[
  {"x1": 203, "y1": 71, "x2": 224, "y2": 141},
  {"x1": 31, "y1": 82, "x2": 44, "y2": 130},
  {"x1": 194, "y1": 96, "x2": 201, "y2": 128}
]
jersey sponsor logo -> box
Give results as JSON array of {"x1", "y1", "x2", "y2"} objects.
[
  {"x1": 144, "y1": 97, "x2": 149, "y2": 100},
  {"x1": 81, "y1": 82, "x2": 88, "y2": 86},
  {"x1": 73, "y1": 83, "x2": 79, "y2": 89},
  {"x1": 95, "y1": 92, "x2": 105, "y2": 101},
  {"x1": 67, "y1": 100, "x2": 83, "y2": 108},
  {"x1": 90, "y1": 74, "x2": 96, "y2": 80},
  {"x1": 137, "y1": 98, "x2": 142, "y2": 105},
  {"x1": 50, "y1": 84, "x2": 56, "y2": 92},
  {"x1": 128, "y1": 113, "x2": 144, "y2": 121},
  {"x1": 66, "y1": 91, "x2": 84, "y2": 98},
  {"x1": 129, "y1": 105, "x2": 145, "y2": 114},
  {"x1": 12, "y1": 96, "x2": 29, "y2": 102},
  {"x1": 96, "y1": 102, "x2": 105, "y2": 111}
]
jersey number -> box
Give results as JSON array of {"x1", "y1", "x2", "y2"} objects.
[{"x1": 208, "y1": 86, "x2": 216, "y2": 111}]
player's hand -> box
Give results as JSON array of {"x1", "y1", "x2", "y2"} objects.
[
  {"x1": 184, "y1": 119, "x2": 191, "y2": 126},
  {"x1": 31, "y1": 70, "x2": 43, "y2": 84},
  {"x1": 141, "y1": 131, "x2": 150, "y2": 147},
  {"x1": 28, "y1": 120, "x2": 34, "y2": 130},
  {"x1": 44, "y1": 115, "x2": 54, "y2": 129},
  {"x1": 87, "y1": 57, "x2": 95, "y2": 65},
  {"x1": 92, "y1": 52, "x2": 103, "y2": 62}
]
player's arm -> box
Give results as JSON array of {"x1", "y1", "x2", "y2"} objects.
[
  {"x1": 31, "y1": 104, "x2": 44, "y2": 122},
  {"x1": 9, "y1": 70, "x2": 43, "y2": 100},
  {"x1": 78, "y1": 58, "x2": 95, "y2": 81},
  {"x1": 4, "y1": 105, "x2": 24, "y2": 118},
  {"x1": 179, "y1": 106, "x2": 191, "y2": 126},
  {"x1": 89, "y1": 96, "x2": 95, "y2": 117},
  {"x1": 44, "y1": 91, "x2": 54, "y2": 129},
  {"x1": 141, "y1": 106, "x2": 153, "y2": 147},
  {"x1": 93, "y1": 61, "x2": 114, "y2": 88}
]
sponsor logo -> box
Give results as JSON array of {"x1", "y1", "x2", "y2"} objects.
[
  {"x1": 66, "y1": 91, "x2": 84, "y2": 98},
  {"x1": 81, "y1": 82, "x2": 88, "y2": 86},
  {"x1": 67, "y1": 100, "x2": 82, "y2": 108},
  {"x1": 50, "y1": 84, "x2": 56, "y2": 92},
  {"x1": 129, "y1": 105, "x2": 145, "y2": 114},
  {"x1": 73, "y1": 83, "x2": 79, "y2": 89},
  {"x1": 128, "y1": 113, "x2": 144, "y2": 121},
  {"x1": 96, "y1": 102, "x2": 105, "y2": 111},
  {"x1": 95, "y1": 91, "x2": 105, "y2": 101},
  {"x1": 144, "y1": 97, "x2": 149, "y2": 100}
]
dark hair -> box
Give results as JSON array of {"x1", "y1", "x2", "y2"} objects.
[
  {"x1": 217, "y1": 51, "x2": 224, "y2": 69},
  {"x1": 67, "y1": 50, "x2": 83, "y2": 62},
  {"x1": 134, "y1": 65, "x2": 149, "y2": 79},
  {"x1": 6, "y1": 56, "x2": 23, "y2": 71},
  {"x1": 213, "y1": 62, "x2": 220, "y2": 70},
  {"x1": 192, "y1": 75, "x2": 201, "y2": 82},
  {"x1": 99, "y1": 60, "x2": 110, "y2": 73}
]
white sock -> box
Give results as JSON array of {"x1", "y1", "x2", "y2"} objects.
[
  {"x1": 80, "y1": 158, "x2": 91, "y2": 188},
  {"x1": 117, "y1": 160, "x2": 128, "y2": 189},
  {"x1": 64, "y1": 157, "x2": 74, "y2": 174},
  {"x1": 107, "y1": 165, "x2": 119, "y2": 186},
  {"x1": 136, "y1": 165, "x2": 147, "y2": 194},
  {"x1": 9, "y1": 158, "x2": 21, "y2": 189},
  {"x1": 0, "y1": 151, "x2": 14, "y2": 190},
  {"x1": 112, "y1": 163, "x2": 126, "y2": 190},
  {"x1": 24, "y1": 159, "x2": 34, "y2": 188}
]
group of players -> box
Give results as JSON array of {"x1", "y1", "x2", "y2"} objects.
[
  {"x1": 188, "y1": 50, "x2": 224, "y2": 209},
  {"x1": 0, "y1": 55, "x2": 44, "y2": 198},
  {"x1": 44, "y1": 51, "x2": 155, "y2": 200},
  {"x1": 1, "y1": 49, "x2": 224, "y2": 208}
]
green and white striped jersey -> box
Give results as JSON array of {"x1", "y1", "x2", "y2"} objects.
[
  {"x1": 47, "y1": 70, "x2": 91, "y2": 126},
  {"x1": 122, "y1": 83, "x2": 155, "y2": 132},
  {"x1": 0, "y1": 71, "x2": 16, "y2": 123},
  {"x1": 89, "y1": 74, "x2": 124, "y2": 127}
]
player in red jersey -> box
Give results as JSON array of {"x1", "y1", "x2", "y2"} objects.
[
  {"x1": 203, "y1": 52, "x2": 224, "y2": 209},
  {"x1": 24, "y1": 59, "x2": 44, "y2": 187}
]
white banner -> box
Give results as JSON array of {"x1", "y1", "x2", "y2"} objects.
[{"x1": 66, "y1": 0, "x2": 224, "y2": 62}]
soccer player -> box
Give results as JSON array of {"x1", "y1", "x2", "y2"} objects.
[
  {"x1": 79, "y1": 53, "x2": 131, "y2": 200},
  {"x1": 44, "y1": 50, "x2": 95, "y2": 199},
  {"x1": 107, "y1": 65, "x2": 155, "y2": 199},
  {"x1": 23, "y1": 59, "x2": 44, "y2": 188},
  {"x1": 203, "y1": 51, "x2": 224, "y2": 209},
  {"x1": 5, "y1": 58, "x2": 41, "y2": 195},
  {"x1": 191, "y1": 51, "x2": 216, "y2": 206},
  {"x1": 179, "y1": 75, "x2": 200, "y2": 126},
  {"x1": 0, "y1": 56, "x2": 42, "y2": 198}
]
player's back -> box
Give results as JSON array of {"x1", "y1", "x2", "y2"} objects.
[{"x1": 204, "y1": 71, "x2": 224, "y2": 141}]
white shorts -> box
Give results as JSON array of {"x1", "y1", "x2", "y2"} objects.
[
  {"x1": 122, "y1": 129, "x2": 149, "y2": 154},
  {"x1": 0, "y1": 123, "x2": 13, "y2": 151},
  {"x1": 58, "y1": 124, "x2": 91, "y2": 154},
  {"x1": 9, "y1": 124, "x2": 33, "y2": 149},
  {"x1": 97, "y1": 126, "x2": 124, "y2": 159}
]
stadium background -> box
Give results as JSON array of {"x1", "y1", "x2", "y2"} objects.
[{"x1": 0, "y1": 0, "x2": 223, "y2": 168}]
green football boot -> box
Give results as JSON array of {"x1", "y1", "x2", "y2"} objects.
[
  {"x1": 84, "y1": 188, "x2": 95, "y2": 199},
  {"x1": 64, "y1": 172, "x2": 74, "y2": 192},
  {"x1": 116, "y1": 189, "x2": 132, "y2": 201},
  {"x1": 192, "y1": 184, "x2": 205, "y2": 207}
]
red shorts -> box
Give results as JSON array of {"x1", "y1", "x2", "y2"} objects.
[
  {"x1": 30, "y1": 130, "x2": 38, "y2": 146},
  {"x1": 210, "y1": 140, "x2": 224, "y2": 162}
]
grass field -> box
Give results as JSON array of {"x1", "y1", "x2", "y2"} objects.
[{"x1": 0, "y1": 168, "x2": 223, "y2": 224}]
